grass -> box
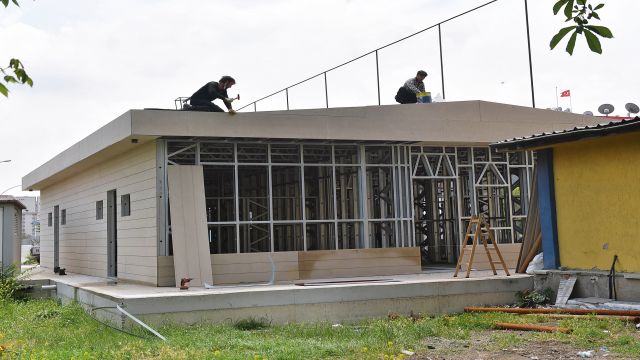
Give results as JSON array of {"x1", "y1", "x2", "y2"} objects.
[{"x1": 1, "y1": 299, "x2": 640, "y2": 359}]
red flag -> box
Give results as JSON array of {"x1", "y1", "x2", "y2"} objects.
[{"x1": 560, "y1": 89, "x2": 571, "y2": 97}]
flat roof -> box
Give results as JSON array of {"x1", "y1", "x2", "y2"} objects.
[
  {"x1": 23, "y1": 101, "x2": 604, "y2": 190},
  {"x1": 0, "y1": 195, "x2": 27, "y2": 210}
]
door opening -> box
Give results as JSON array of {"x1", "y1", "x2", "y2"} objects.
[
  {"x1": 413, "y1": 179, "x2": 459, "y2": 266},
  {"x1": 107, "y1": 190, "x2": 118, "y2": 278},
  {"x1": 53, "y1": 205, "x2": 59, "y2": 269}
]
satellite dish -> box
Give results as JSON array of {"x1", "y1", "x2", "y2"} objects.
[
  {"x1": 625, "y1": 103, "x2": 639, "y2": 116},
  {"x1": 583, "y1": 111, "x2": 594, "y2": 116},
  {"x1": 598, "y1": 104, "x2": 615, "y2": 116},
  {"x1": 564, "y1": 108, "x2": 572, "y2": 113}
]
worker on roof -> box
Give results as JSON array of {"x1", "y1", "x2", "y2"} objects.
[
  {"x1": 395, "y1": 70, "x2": 428, "y2": 104},
  {"x1": 189, "y1": 76, "x2": 237, "y2": 114}
]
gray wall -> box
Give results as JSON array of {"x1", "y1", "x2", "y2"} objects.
[{"x1": 1, "y1": 204, "x2": 22, "y2": 268}]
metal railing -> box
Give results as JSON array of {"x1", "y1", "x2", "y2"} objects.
[{"x1": 236, "y1": 0, "x2": 529, "y2": 112}]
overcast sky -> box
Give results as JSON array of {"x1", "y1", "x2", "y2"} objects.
[{"x1": 1, "y1": 0, "x2": 638, "y2": 197}]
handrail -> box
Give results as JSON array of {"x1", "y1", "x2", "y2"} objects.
[{"x1": 238, "y1": 0, "x2": 499, "y2": 112}]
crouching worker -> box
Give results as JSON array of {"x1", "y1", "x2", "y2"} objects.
[
  {"x1": 395, "y1": 70, "x2": 427, "y2": 104},
  {"x1": 189, "y1": 76, "x2": 237, "y2": 114}
]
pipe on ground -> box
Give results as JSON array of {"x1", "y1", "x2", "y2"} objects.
[
  {"x1": 526, "y1": 314, "x2": 640, "y2": 322},
  {"x1": 495, "y1": 322, "x2": 570, "y2": 333},
  {"x1": 464, "y1": 307, "x2": 640, "y2": 316}
]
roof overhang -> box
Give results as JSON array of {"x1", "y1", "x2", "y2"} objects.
[
  {"x1": 491, "y1": 117, "x2": 640, "y2": 151},
  {"x1": 0, "y1": 196, "x2": 27, "y2": 210},
  {"x1": 23, "y1": 101, "x2": 604, "y2": 190}
]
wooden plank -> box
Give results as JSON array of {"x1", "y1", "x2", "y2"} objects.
[
  {"x1": 459, "y1": 244, "x2": 521, "y2": 260},
  {"x1": 167, "y1": 165, "x2": 213, "y2": 287},
  {"x1": 300, "y1": 265, "x2": 419, "y2": 279},
  {"x1": 211, "y1": 251, "x2": 299, "y2": 265},
  {"x1": 212, "y1": 261, "x2": 299, "y2": 275},
  {"x1": 299, "y1": 248, "x2": 420, "y2": 279},
  {"x1": 299, "y1": 247, "x2": 419, "y2": 261},
  {"x1": 298, "y1": 257, "x2": 419, "y2": 271}
]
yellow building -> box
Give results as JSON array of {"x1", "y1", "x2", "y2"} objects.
[{"x1": 493, "y1": 118, "x2": 640, "y2": 273}]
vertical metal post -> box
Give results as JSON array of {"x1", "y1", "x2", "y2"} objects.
[
  {"x1": 253, "y1": 102, "x2": 257, "y2": 112},
  {"x1": 438, "y1": 24, "x2": 446, "y2": 100},
  {"x1": 234, "y1": 143, "x2": 240, "y2": 253},
  {"x1": 324, "y1": 72, "x2": 329, "y2": 108},
  {"x1": 267, "y1": 145, "x2": 274, "y2": 252},
  {"x1": 359, "y1": 145, "x2": 369, "y2": 248},
  {"x1": 524, "y1": 0, "x2": 536, "y2": 108},
  {"x1": 285, "y1": 88, "x2": 289, "y2": 110},
  {"x1": 375, "y1": 50, "x2": 381, "y2": 105},
  {"x1": 300, "y1": 145, "x2": 307, "y2": 251}
]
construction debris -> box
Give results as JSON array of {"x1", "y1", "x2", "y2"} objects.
[
  {"x1": 495, "y1": 322, "x2": 571, "y2": 333},
  {"x1": 531, "y1": 313, "x2": 640, "y2": 323},
  {"x1": 464, "y1": 306, "x2": 640, "y2": 316}
]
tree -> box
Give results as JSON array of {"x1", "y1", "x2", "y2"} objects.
[
  {"x1": 550, "y1": 0, "x2": 613, "y2": 55},
  {"x1": 1, "y1": 0, "x2": 33, "y2": 97}
]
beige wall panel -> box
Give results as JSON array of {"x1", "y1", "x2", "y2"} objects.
[
  {"x1": 211, "y1": 261, "x2": 299, "y2": 275},
  {"x1": 299, "y1": 265, "x2": 420, "y2": 279},
  {"x1": 213, "y1": 272, "x2": 299, "y2": 284},
  {"x1": 211, "y1": 252, "x2": 299, "y2": 264},
  {"x1": 299, "y1": 248, "x2": 419, "y2": 261},
  {"x1": 157, "y1": 249, "x2": 420, "y2": 285},
  {"x1": 457, "y1": 243, "x2": 521, "y2": 270},
  {"x1": 298, "y1": 248, "x2": 421, "y2": 279},
  {"x1": 167, "y1": 165, "x2": 213, "y2": 287},
  {"x1": 41, "y1": 154, "x2": 156, "y2": 203},
  {"x1": 298, "y1": 257, "x2": 421, "y2": 271},
  {"x1": 38, "y1": 141, "x2": 157, "y2": 284}
]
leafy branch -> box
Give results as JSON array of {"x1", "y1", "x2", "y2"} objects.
[
  {"x1": 0, "y1": 59, "x2": 33, "y2": 97},
  {"x1": 2, "y1": 0, "x2": 34, "y2": 97},
  {"x1": 550, "y1": 0, "x2": 613, "y2": 55},
  {"x1": 1, "y1": 0, "x2": 19, "y2": 7}
]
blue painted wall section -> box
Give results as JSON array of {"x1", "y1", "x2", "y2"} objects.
[{"x1": 536, "y1": 149, "x2": 560, "y2": 269}]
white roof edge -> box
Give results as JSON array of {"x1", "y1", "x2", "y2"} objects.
[
  {"x1": 22, "y1": 101, "x2": 601, "y2": 190},
  {"x1": 22, "y1": 111, "x2": 133, "y2": 190}
]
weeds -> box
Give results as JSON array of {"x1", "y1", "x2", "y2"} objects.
[
  {"x1": 233, "y1": 317, "x2": 271, "y2": 331},
  {"x1": 0, "y1": 262, "x2": 30, "y2": 301},
  {"x1": 515, "y1": 288, "x2": 555, "y2": 308}
]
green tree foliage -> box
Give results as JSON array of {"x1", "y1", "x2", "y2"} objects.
[
  {"x1": 1, "y1": 0, "x2": 33, "y2": 97},
  {"x1": 550, "y1": 0, "x2": 614, "y2": 55}
]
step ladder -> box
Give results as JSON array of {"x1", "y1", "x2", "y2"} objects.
[{"x1": 454, "y1": 214, "x2": 511, "y2": 278}]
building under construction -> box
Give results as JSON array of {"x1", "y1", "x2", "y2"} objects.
[{"x1": 23, "y1": 101, "x2": 603, "y2": 286}]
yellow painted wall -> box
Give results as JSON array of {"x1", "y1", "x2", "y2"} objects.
[{"x1": 553, "y1": 131, "x2": 640, "y2": 272}]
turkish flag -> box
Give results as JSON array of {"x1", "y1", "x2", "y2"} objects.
[{"x1": 560, "y1": 90, "x2": 571, "y2": 97}]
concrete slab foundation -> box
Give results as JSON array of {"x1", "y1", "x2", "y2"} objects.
[
  {"x1": 534, "y1": 269, "x2": 640, "y2": 302},
  {"x1": 27, "y1": 267, "x2": 533, "y2": 326}
]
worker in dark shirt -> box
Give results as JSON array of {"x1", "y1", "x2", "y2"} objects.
[
  {"x1": 189, "y1": 76, "x2": 237, "y2": 114},
  {"x1": 395, "y1": 70, "x2": 427, "y2": 104}
]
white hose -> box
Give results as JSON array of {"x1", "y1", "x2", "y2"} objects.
[{"x1": 116, "y1": 305, "x2": 167, "y2": 341}]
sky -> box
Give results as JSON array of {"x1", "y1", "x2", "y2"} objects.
[{"x1": 1, "y1": 0, "x2": 638, "y2": 198}]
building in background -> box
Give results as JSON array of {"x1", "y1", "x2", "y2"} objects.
[
  {"x1": 15, "y1": 196, "x2": 40, "y2": 245},
  {"x1": 492, "y1": 117, "x2": 640, "y2": 301},
  {"x1": 0, "y1": 195, "x2": 26, "y2": 269}
]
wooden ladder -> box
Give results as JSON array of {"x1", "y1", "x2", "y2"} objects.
[{"x1": 454, "y1": 214, "x2": 511, "y2": 278}]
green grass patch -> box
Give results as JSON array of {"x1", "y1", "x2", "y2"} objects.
[{"x1": 1, "y1": 299, "x2": 640, "y2": 359}]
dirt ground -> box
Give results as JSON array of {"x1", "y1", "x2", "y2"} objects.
[{"x1": 414, "y1": 331, "x2": 634, "y2": 360}]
